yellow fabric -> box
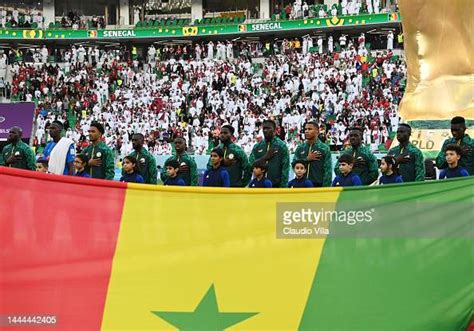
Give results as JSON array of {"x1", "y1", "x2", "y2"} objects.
[
  {"x1": 398, "y1": 0, "x2": 474, "y2": 120},
  {"x1": 101, "y1": 186, "x2": 342, "y2": 330}
]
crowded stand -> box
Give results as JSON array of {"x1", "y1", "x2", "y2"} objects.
[
  {"x1": 273, "y1": 0, "x2": 397, "y2": 20},
  {"x1": 1, "y1": 29, "x2": 471, "y2": 186},
  {"x1": 0, "y1": 6, "x2": 44, "y2": 28},
  {"x1": 3, "y1": 35, "x2": 403, "y2": 157}
]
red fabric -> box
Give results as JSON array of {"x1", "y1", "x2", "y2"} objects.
[{"x1": 0, "y1": 167, "x2": 126, "y2": 331}]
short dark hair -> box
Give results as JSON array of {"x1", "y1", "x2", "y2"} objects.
[
  {"x1": 338, "y1": 154, "x2": 354, "y2": 165},
  {"x1": 252, "y1": 159, "x2": 267, "y2": 172},
  {"x1": 445, "y1": 144, "x2": 463, "y2": 155},
  {"x1": 51, "y1": 120, "x2": 64, "y2": 130},
  {"x1": 165, "y1": 159, "x2": 180, "y2": 169},
  {"x1": 398, "y1": 123, "x2": 411, "y2": 131},
  {"x1": 36, "y1": 157, "x2": 48, "y2": 166},
  {"x1": 90, "y1": 121, "x2": 105, "y2": 134},
  {"x1": 349, "y1": 126, "x2": 364, "y2": 133},
  {"x1": 262, "y1": 119, "x2": 276, "y2": 129},
  {"x1": 132, "y1": 133, "x2": 144, "y2": 140},
  {"x1": 221, "y1": 124, "x2": 235, "y2": 135},
  {"x1": 211, "y1": 147, "x2": 224, "y2": 158},
  {"x1": 124, "y1": 155, "x2": 138, "y2": 164},
  {"x1": 451, "y1": 116, "x2": 465, "y2": 125},
  {"x1": 174, "y1": 136, "x2": 186, "y2": 143},
  {"x1": 75, "y1": 154, "x2": 89, "y2": 164},
  {"x1": 293, "y1": 160, "x2": 307, "y2": 169},
  {"x1": 305, "y1": 121, "x2": 319, "y2": 129}
]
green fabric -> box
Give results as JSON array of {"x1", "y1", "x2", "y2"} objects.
[
  {"x1": 126, "y1": 148, "x2": 158, "y2": 184},
  {"x1": 207, "y1": 142, "x2": 251, "y2": 187},
  {"x1": 436, "y1": 134, "x2": 474, "y2": 175},
  {"x1": 388, "y1": 142, "x2": 425, "y2": 182},
  {"x1": 408, "y1": 120, "x2": 474, "y2": 129},
  {"x1": 161, "y1": 153, "x2": 198, "y2": 186},
  {"x1": 0, "y1": 141, "x2": 36, "y2": 170},
  {"x1": 300, "y1": 177, "x2": 474, "y2": 330},
  {"x1": 292, "y1": 139, "x2": 332, "y2": 187},
  {"x1": 82, "y1": 141, "x2": 115, "y2": 180},
  {"x1": 335, "y1": 145, "x2": 379, "y2": 185},
  {"x1": 249, "y1": 137, "x2": 290, "y2": 188}
]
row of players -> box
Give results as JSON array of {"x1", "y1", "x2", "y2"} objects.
[{"x1": 1, "y1": 116, "x2": 473, "y2": 187}]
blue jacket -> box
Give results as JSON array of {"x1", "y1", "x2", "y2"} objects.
[
  {"x1": 120, "y1": 172, "x2": 145, "y2": 183},
  {"x1": 288, "y1": 177, "x2": 314, "y2": 188},
  {"x1": 164, "y1": 176, "x2": 186, "y2": 186},
  {"x1": 439, "y1": 166, "x2": 469, "y2": 179},
  {"x1": 379, "y1": 173, "x2": 403, "y2": 185},
  {"x1": 332, "y1": 172, "x2": 362, "y2": 187},
  {"x1": 203, "y1": 166, "x2": 230, "y2": 187},
  {"x1": 249, "y1": 177, "x2": 273, "y2": 188},
  {"x1": 75, "y1": 170, "x2": 91, "y2": 178}
]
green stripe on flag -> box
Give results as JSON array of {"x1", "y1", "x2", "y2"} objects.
[{"x1": 300, "y1": 178, "x2": 474, "y2": 331}]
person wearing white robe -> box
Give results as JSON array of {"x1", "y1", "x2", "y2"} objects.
[
  {"x1": 207, "y1": 41, "x2": 214, "y2": 60},
  {"x1": 195, "y1": 44, "x2": 202, "y2": 61},
  {"x1": 317, "y1": 37, "x2": 323, "y2": 54},
  {"x1": 302, "y1": 37, "x2": 308, "y2": 55},
  {"x1": 341, "y1": 0, "x2": 348, "y2": 15},
  {"x1": 374, "y1": 0, "x2": 380, "y2": 13},
  {"x1": 226, "y1": 42, "x2": 233, "y2": 60},
  {"x1": 307, "y1": 37, "x2": 313, "y2": 52},
  {"x1": 328, "y1": 36, "x2": 334, "y2": 53},
  {"x1": 367, "y1": 0, "x2": 373, "y2": 14},
  {"x1": 387, "y1": 31, "x2": 394, "y2": 50}
]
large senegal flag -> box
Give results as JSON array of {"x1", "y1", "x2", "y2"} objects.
[{"x1": 0, "y1": 166, "x2": 472, "y2": 330}]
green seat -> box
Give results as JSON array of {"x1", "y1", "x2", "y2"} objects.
[
  {"x1": 31, "y1": 22, "x2": 38, "y2": 28},
  {"x1": 49, "y1": 22, "x2": 55, "y2": 29},
  {"x1": 154, "y1": 20, "x2": 160, "y2": 26},
  {"x1": 55, "y1": 21, "x2": 61, "y2": 28},
  {"x1": 172, "y1": 19, "x2": 178, "y2": 25},
  {"x1": 194, "y1": 18, "x2": 200, "y2": 25}
]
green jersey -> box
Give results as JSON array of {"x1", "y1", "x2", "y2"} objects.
[
  {"x1": 436, "y1": 134, "x2": 474, "y2": 175},
  {"x1": 293, "y1": 139, "x2": 332, "y2": 187},
  {"x1": 0, "y1": 141, "x2": 36, "y2": 170},
  {"x1": 126, "y1": 148, "x2": 157, "y2": 184},
  {"x1": 249, "y1": 136, "x2": 290, "y2": 188},
  {"x1": 82, "y1": 141, "x2": 115, "y2": 180},
  {"x1": 335, "y1": 145, "x2": 379, "y2": 185},
  {"x1": 207, "y1": 142, "x2": 251, "y2": 187},
  {"x1": 161, "y1": 153, "x2": 198, "y2": 186},
  {"x1": 388, "y1": 143, "x2": 425, "y2": 182}
]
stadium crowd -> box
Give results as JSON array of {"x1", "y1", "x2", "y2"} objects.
[
  {"x1": 2, "y1": 33, "x2": 470, "y2": 187},
  {"x1": 3, "y1": 35, "x2": 403, "y2": 157}
]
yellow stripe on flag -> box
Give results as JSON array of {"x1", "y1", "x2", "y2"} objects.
[{"x1": 101, "y1": 186, "x2": 342, "y2": 330}]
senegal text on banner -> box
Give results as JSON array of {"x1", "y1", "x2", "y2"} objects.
[{"x1": 0, "y1": 166, "x2": 472, "y2": 330}]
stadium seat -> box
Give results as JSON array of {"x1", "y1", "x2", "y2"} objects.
[
  {"x1": 49, "y1": 22, "x2": 55, "y2": 29},
  {"x1": 154, "y1": 20, "x2": 160, "y2": 27}
]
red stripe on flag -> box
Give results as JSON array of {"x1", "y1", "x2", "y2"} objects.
[{"x1": 0, "y1": 167, "x2": 126, "y2": 330}]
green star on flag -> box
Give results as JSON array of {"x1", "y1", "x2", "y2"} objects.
[{"x1": 152, "y1": 284, "x2": 258, "y2": 330}]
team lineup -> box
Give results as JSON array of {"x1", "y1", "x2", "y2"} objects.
[{"x1": 2, "y1": 116, "x2": 472, "y2": 187}]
